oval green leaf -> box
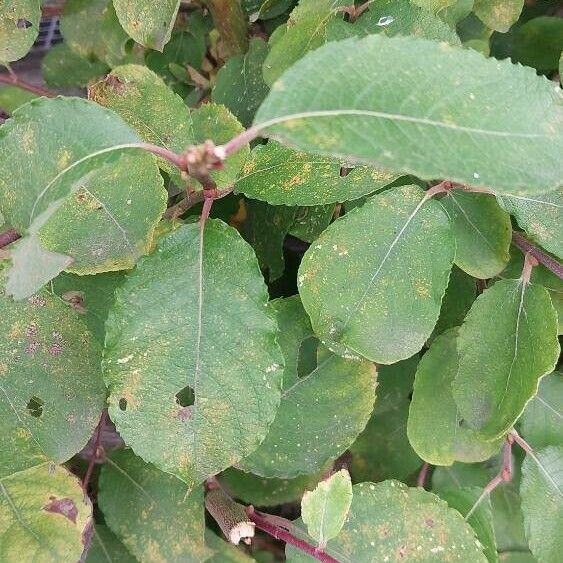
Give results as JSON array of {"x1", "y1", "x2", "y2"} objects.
[{"x1": 298, "y1": 185, "x2": 454, "y2": 363}]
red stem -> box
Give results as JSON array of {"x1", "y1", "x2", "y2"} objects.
[
  {"x1": 218, "y1": 126, "x2": 260, "y2": 157},
  {"x1": 0, "y1": 73, "x2": 55, "y2": 98},
  {"x1": 82, "y1": 409, "x2": 107, "y2": 494},
  {"x1": 512, "y1": 231, "x2": 563, "y2": 280},
  {"x1": 0, "y1": 229, "x2": 20, "y2": 249},
  {"x1": 246, "y1": 506, "x2": 340, "y2": 563},
  {"x1": 137, "y1": 143, "x2": 188, "y2": 171},
  {"x1": 416, "y1": 462, "x2": 430, "y2": 488}
]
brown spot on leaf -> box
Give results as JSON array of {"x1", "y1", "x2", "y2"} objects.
[
  {"x1": 177, "y1": 406, "x2": 193, "y2": 421},
  {"x1": 397, "y1": 545, "x2": 407, "y2": 558},
  {"x1": 43, "y1": 497, "x2": 78, "y2": 523},
  {"x1": 16, "y1": 18, "x2": 32, "y2": 29},
  {"x1": 27, "y1": 295, "x2": 46, "y2": 307},
  {"x1": 425, "y1": 518, "x2": 434, "y2": 528},
  {"x1": 106, "y1": 74, "x2": 125, "y2": 94}
]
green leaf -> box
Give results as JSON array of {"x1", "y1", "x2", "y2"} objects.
[
  {"x1": 0, "y1": 291, "x2": 105, "y2": 479},
  {"x1": 408, "y1": 329, "x2": 502, "y2": 465},
  {"x1": 240, "y1": 343, "x2": 375, "y2": 478},
  {"x1": 98, "y1": 449, "x2": 212, "y2": 562},
  {"x1": 262, "y1": 0, "x2": 348, "y2": 86},
  {"x1": 298, "y1": 185, "x2": 454, "y2": 363},
  {"x1": 0, "y1": 464, "x2": 93, "y2": 561},
  {"x1": 42, "y1": 43, "x2": 108, "y2": 88},
  {"x1": 286, "y1": 481, "x2": 487, "y2": 562},
  {"x1": 255, "y1": 35, "x2": 563, "y2": 195},
  {"x1": 290, "y1": 205, "x2": 334, "y2": 243},
  {"x1": 60, "y1": 0, "x2": 109, "y2": 61},
  {"x1": 498, "y1": 190, "x2": 563, "y2": 259},
  {"x1": 90, "y1": 66, "x2": 249, "y2": 187},
  {"x1": 0, "y1": 0, "x2": 40, "y2": 63},
  {"x1": 212, "y1": 38, "x2": 270, "y2": 128},
  {"x1": 242, "y1": 199, "x2": 296, "y2": 282},
  {"x1": 441, "y1": 190, "x2": 512, "y2": 278},
  {"x1": 220, "y1": 467, "x2": 324, "y2": 507},
  {"x1": 411, "y1": 0, "x2": 456, "y2": 11},
  {"x1": 373, "y1": 355, "x2": 418, "y2": 415},
  {"x1": 51, "y1": 271, "x2": 124, "y2": 344},
  {"x1": 206, "y1": 531, "x2": 255, "y2": 563},
  {"x1": 301, "y1": 469, "x2": 352, "y2": 547},
  {"x1": 519, "y1": 373, "x2": 562, "y2": 449},
  {"x1": 474, "y1": 0, "x2": 523, "y2": 33},
  {"x1": 0, "y1": 97, "x2": 165, "y2": 295},
  {"x1": 103, "y1": 221, "x2": 283, "y2": 487},
  {"x1": 86, "y1": 525, "x2": 136, "y2": 563},
  {"x1": 453, "y1": 279, "x2": 560, "y2": 440},
  {"x1": 0, "y1": 85, "x2": 38, "y2": 112},
  {"x1": 438, "y1": 487, "x2": 498, "y2": 563},
  {"x1": 327, "y1": 0, "x2": 461, "y2": 45},
  {"x1": 269, "y1": 296, "x2": 315, "y2": 389},
  {"x1": 520, "y1": 446, "x2": 563, "y2": 563},
  {"x1": 112, "y1": 0, "x2": 181, "y2": 50},
  {"x1": 350, "y1": 399, "x2": 422, "y2": 483},
  {"x1": 433, "y1": 266, "x2": 476, "y2": 337},
  {"x1": 235, "y1": 141, "x2": 400, "y2": 205}
]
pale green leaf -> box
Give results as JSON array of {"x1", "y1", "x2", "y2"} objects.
[
  {"x1": 0, "y1": 291, "x2": 105, "y2": 479},
  {"x1": 255, "y1": 35, "x2": 563, "y2": 195},
  {"x1": 42, "y1": 43, "x2": 108, "y2": 88},
  {"x1": 350, "y1": 399, "x2": 421, "y2": 483},
  {"x1": 242, "y1": 199, "x2": 296, "y2": 282},
  {"x1": 286, "y1": 481, "x2": 487, "y2": 562},
  {"x1": 98, "y1": 449, "x2": 212, "y2": 562},
  {"x1": 235, "y1": 141, "x2": 400, "y2": 205},
  {"x1": 86, "y1": 525, "x2": 136, "y2": 563},
  {"x1": 520, "y1": 446, "x2": 563, "y2": 562},
  {"x1": 212, "y1": 38, "x2": 270, "y2": 128},
  {"x1": 0, "y1": 97, "x2": 165, "y2": 296},
  {"x1": 298, "y1": 185, "x2": 454, "y2": 363},
  {"x1": 220, "y1": 467, "x2": 324, "y2": 507},
  {"x1": 474, "y1": 0, "x2": 523, "y2": 33},
  {"x1": 0, "y1": 0, "x2": 40, "y2": 63},
  {"x1": 0, "y1": 464, "x2": 92, "y2": 562},
  {"x1": 327, "y1": 0, "x2": 461, "y2": 45},
  {"x1": 437, "y1": 0, "x2": 475, "y2": 28},
  {"x1": 498, "y1": 190, "x2": 563, "y2": 259},
  {"x1": 301, "y1": 469, "x2": 352, "y2": 547},
  {"x1": 113, "y1": 0, "x2": 181, "y2": 50},
  {"x1": 441, "y1": 190, "x2": 512, "y2": 278},
  {"x1": 103, "y1": 221, "x2": 283, "y2": 487},
  {"x1": 262, "y1": 0, "x2": 348, "y2": 85},
  {"x1": 239, "y1": 319, "x2": 375, "y2": 477},
  {"x1": 60, "y1": 0, "x2": 109, "y2": 60},
  {"x1": 433, "y1": 266, "x2": 476, "y2": 337},
  {"x1": 519, "y1": 373, "x2": 563, "y2": 449},
  {"x1": 453, "y1": 279, "x2": 560, "y2": 440},
  {"x1": 408, "y1": 329, "x2": 502, "y2": 465},
  {"x1": 411, "y1": 0, "x2": 456, "y2": 11},
  {"x1": 90, "y1": 66, "x2": 249, "y2": 187},
  {"x1": 438, "y1": 487, "x2": 498, "y2": 563}
]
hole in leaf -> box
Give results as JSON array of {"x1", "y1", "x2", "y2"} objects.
[
  {"x1": 119, "y1": 398, "x2": 128, "y2": 411},
  {"x1": 175, "y1": 385, "x2": 195, "y2": 407},
  {"x1": 297, "y1": 337, "x2": 319, "y2": 378},
  {"x1": 26, "y1": 396, "x2": 44, "y2": 417}
]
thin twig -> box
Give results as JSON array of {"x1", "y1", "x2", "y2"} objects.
[
  {"x1": 417, "y1": 462, "x2": 430, "y2": 488},
  {"x1": 0, "y1": 73, "x2": 55, "y2": 97},
  {"x1": 82, "y1": 409, "x2": 107, "y2": 494},
  {"x1": 246, "y1": 506, "x2": 340, "y2": 563},
  {"x1": 465, "y1": 434, "x2": 514, "y2": 520},
  {"x1": 0, "y1": 229, "x2": 20, "y2": 249},
  {"x1": 137, "y1": 143, "x2": 188, "y2": 172},
  {"x1": 512, "y1": 231, "x2": 563, "y2": 280}
]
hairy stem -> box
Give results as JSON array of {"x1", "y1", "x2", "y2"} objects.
[
  {"x1": 246, "y1": 506, "x2": 340, "y2": 563},
  {"x1": 416, "y1": 462, "x2": 430, "y2": 488},
  {"x1": 512, "y1": 231, "x2": 563, "y2": 280},
  {"x1": 0, "y1": 73, "x2": 55, "y2": 97},
  {"x1": 137, "y1": 143, "x2": 188, "y2": 171},
  {"x1": 205, "y1": 0, "x2": 249, "y2": 56}
]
